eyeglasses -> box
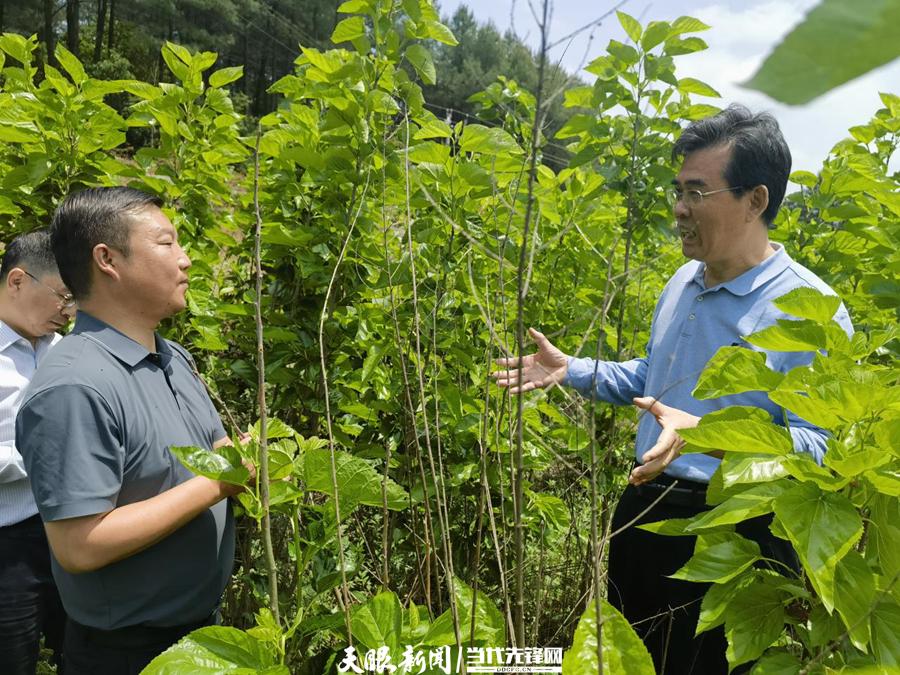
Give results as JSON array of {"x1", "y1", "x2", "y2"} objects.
[
  {"x1": 22, "y1": 270, "x2": 76, "y2": 309},
  {"x1": 666, "y1": 186, "x2": 745, "y2": 207}
]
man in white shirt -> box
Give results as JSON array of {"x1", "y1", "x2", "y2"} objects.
[{"x1": 0, "y1": 230, "x2": 75, "y2": 674}]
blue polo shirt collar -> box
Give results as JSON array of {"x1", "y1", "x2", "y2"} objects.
[
  {"x1": 691, "y1": 243, "x2": 792, "y2": 296},
  {"x1": 71, "y1": 311, "x2": 169, "y2": 368}
]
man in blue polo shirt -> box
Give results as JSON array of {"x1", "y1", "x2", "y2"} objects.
[
  {"x1": 493, "y1": 105, "x2": 852, "y2": 673},
  {"x1": 16, "y1": 187, "x2": 246, "y2": 675}
]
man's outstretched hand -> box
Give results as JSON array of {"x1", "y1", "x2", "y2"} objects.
[
  {"x1": 629, "y1": 397, "x2": 701, "y2": 486},
  {"x1": 491, "y1": 328, "x2": 570, "y2": 394}
]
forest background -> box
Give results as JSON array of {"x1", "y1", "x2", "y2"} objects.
[{"x1": 0, "y1": 0, "x2": 898, "y2": 673}]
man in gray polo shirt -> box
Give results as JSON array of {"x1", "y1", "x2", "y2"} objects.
[{"x1": 16, "y1": 187, "x2": 244, "y2": 674}]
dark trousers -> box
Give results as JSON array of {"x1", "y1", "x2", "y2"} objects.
[
  {"x1": 608, "y1": 478, "x2": 799, "y2": 675},
  {"x1": 64, "y1": 610, "x2": 218, "y2": 675},
  {"x1": 0, "y1": 514, "x2": 67, "y2": 675}
]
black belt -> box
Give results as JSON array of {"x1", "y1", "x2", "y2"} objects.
[
  {"x1": 634, "y1": 472, "x2": 709, "y2": 509},
  {"x1": 67, "y1": 608, "x2": 218, "y2": 649}
]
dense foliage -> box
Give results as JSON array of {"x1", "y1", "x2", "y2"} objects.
[{"x1": 0, "y1": 0, "x2": 897, "y2": 672}]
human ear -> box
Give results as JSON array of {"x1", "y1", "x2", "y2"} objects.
[
  {"x1": 92, "y1": 244, "x2": 121, "y2": 281},
  {"x1": 747, "y1": 185, "x2": 769, "y2": 222}
]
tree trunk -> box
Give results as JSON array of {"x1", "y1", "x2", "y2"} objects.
[
  {"x1": 43, "y1": 0, "x2": 56, "y2": 66},
  {"x1": 66, "y1": 0, "x2": 79, "y2": 54},
  {"x1": 106, "y1": 0, "x2": 115, "y2": 53},
  {"x1": 94, "y1": 0, "x2": 106, "y2": 61}
]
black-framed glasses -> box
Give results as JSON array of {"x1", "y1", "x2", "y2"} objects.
[
  {"x1": 666, "y1": 186, "x2": 745, "y2": 208},
  {"x1": 22, "y1": 270, "x2": 76, "y2": 309}
]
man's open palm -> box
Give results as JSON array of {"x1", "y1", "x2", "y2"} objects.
[{"x1": 491, "y1": 328, "x2": 569, "y2": 394}]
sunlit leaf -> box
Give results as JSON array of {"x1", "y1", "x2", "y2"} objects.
[{"x1": 561, "y1": 598, "x2": 654, "y2": 674}]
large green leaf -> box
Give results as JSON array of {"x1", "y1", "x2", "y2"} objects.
[
  {"x1": 724, "y1": 577, "x2": 787, "y2": 668},
  {"x1": 750, "y1": 650, "x2": 802, "y2": 674},
  {"x1": 209, "y1": 66, "x2": 244, "y2": 88},
  {"x1": 405, "y1": 44, "x2": 436, "y2": 85},
  {"x1": 772, "y1": 287, "x2": 842, "y2": 324},
  {"x1": 458, "y1": 124, "x2": 523, "y2": 155},
  {"x1": 170, "y1": 444, "x2": 249, "y2": 485},
  {"x1": 561, "y1": 598, "x2": 654, "y2": 674},
  {"x1": 693, "y1": 346, "x2": 783, "y2": 399},
  {"x1": 871, "y1": 599, "x2": 900, "y2": 667},
  {"x1": 744, "y1": 318, "x2": 826, "y2": 352},
  {"x1": 422, "y1": 578, "x2": 505, "y2": 647},
  {"x1": 142, "y1": 626, "x2": 286, "y2": 674},
  {"x1": 351, "y1": 591, "x2": 403, "y2": 653},
  {"x1": 743, "y1": 0, "x2": 900, "y2": 105},
  {"x1": 331, "y1": 16, "x2": 366, "y2": 44},
  {"x1": 696, "y1": 574, "x2": 753, "y2": 635},
  {"x1": 772, "y1": 482, "x2": 863, "y2": 611},
  {"x1": 833, "y1": 550, "x2": 875, "y2": 650},
  {"x1": 685, "y1": 482, "x2": 787, "y2": 532},
  {"x1": 670, "y1": 535, "x2": 760, "y2": 583},
  {"x1": 679, "y1": 407, "x2": 793, "y2": 455},
  {"x1": 302, "y1": 448, "x2": 408, "y2": 512},
  {"x1": 720, "y1": 453, "x2": 788, "y2": 488}
]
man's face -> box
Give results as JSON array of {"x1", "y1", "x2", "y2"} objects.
[
  {"x1": 115, "y1": 206, "x2": 192, "y2": 323},
  {"x1": 673, "y1": 144, "x2": 751, "y2": 265},
  {"x1": 11, "y1": 269, "x2": 75, "y2": 339}
]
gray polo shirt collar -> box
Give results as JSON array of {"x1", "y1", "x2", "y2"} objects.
[
  {"x1": 691, "y1": 242, "x2": 792, "y2": 296},
  {"x1": 72, "y1": 311, "x2": 172, "y2": 369}
]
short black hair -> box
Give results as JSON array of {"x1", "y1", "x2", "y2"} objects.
[
  {"x1": 50, "y1": 187, "x2": 163, "y2": 299},
  {"x1": 0, "y1": 230, "x2": 58, "y2": 282},
  {"x1": 672, "y1": 104, "x2": 791, "y2": 227}
]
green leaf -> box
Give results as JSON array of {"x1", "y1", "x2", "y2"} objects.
[
  {"x1": 679, "y1": 406, "x2": 793, "y2": 455},
  {"x1": 528, "y1": 491, "x2": 571, "y2": 532},
  {"x1": 871, "y1": 599, "x2": 900, "y2": 667},
  {"x1": 720, "y1": 454, "x2": 788, "y2": 488},
  {"x1": 616, "y1": 11, "x2": 642, "y2": 43},
  {"x1": 750, "y1": 650, "x2": 802, "y2": 674},
  {"x1": 161, "y1": 44, "x2": 191, "y2": 82},
  {"x1": 724, "y1": 577, "x2": 787, "y2": 668},
  {"x1": 693, "y1": 346, "x2": 784, "y2": 399},
  {"x1": 772, "y1": 482, "x2": 863, "y2": 611},
  {"x1": 641, "y1": 21, "x2": 671, "y2": 51},
  {"x1": 458, "y1": 124, "x2": 523, "y2": 155},
  {"x1": 607, "y1": 40, "x2": 639, "y2": 66},
  {"x1": 413, "y1": 117, "x2": 451, "y2": 140},
  {"x1": 421, "y1": 19, "x2": 458, "y2": 46},
  {"x1": 423, "y1": 578, "x2": 505, "y2": 647},
  {"x1": 697, "y1": 574, "x2": 752, "y2": 635},
  {"x1": 170, "y1": 445, "x2": 249, "y2": 485},
  {"x1": 142, "y1": 626, "x2": 285, "y2": 674},
  {"x1": 685, "y1": 482, "x2": 787, "y2": 532},
  {"x1": 351, "y1": 591, "x2": 402, "y2": 652},
  {"x1": 54, "y1": 44, "x2": 87, "y2": 85},
  {"x1": 772, "y1": 287, "x2": 842, "y2": 324},
  {"x1": 636, "y1": 517, "x2": 694, "y2": 536},
  {"x1": 745, "y1": 318, "x2": 826, "y2": 352},
  {"x1": 303, "y1": 448, "x2": 408, "y2": 512},
  {"x1": 833, "y1": 550, "x2": 875, "y2": 650},
  {"x1": 331, "y1": 16, "x2": 367, "y2": 44},
  {"x1": 668, "y1": 16, "x2": 711, "y2": 37},
  {"x1": 209, "y1": 66, "x2": 243, "y2": 88},
  {"x1": 790, "y1": 170, "x2": 818, "y2": 188},
  {"x1": 670, "y1": 535, "x2": 760, "y2": 583},
  {"x1": 405, "y1": 44, "x2": 436, "y2": 85},
  {"x1": 677, "y1": 77, "x2": 720, "y2": 97},
  {"x1": 0, "y1": 33, "x2": 34, "y2": 65},
  {"x1": 561, "y1": 598, "x2": 654, "y2": 675},
  {"x1": 743, "y1": 0, "x2": 900, "y2": 105}
]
